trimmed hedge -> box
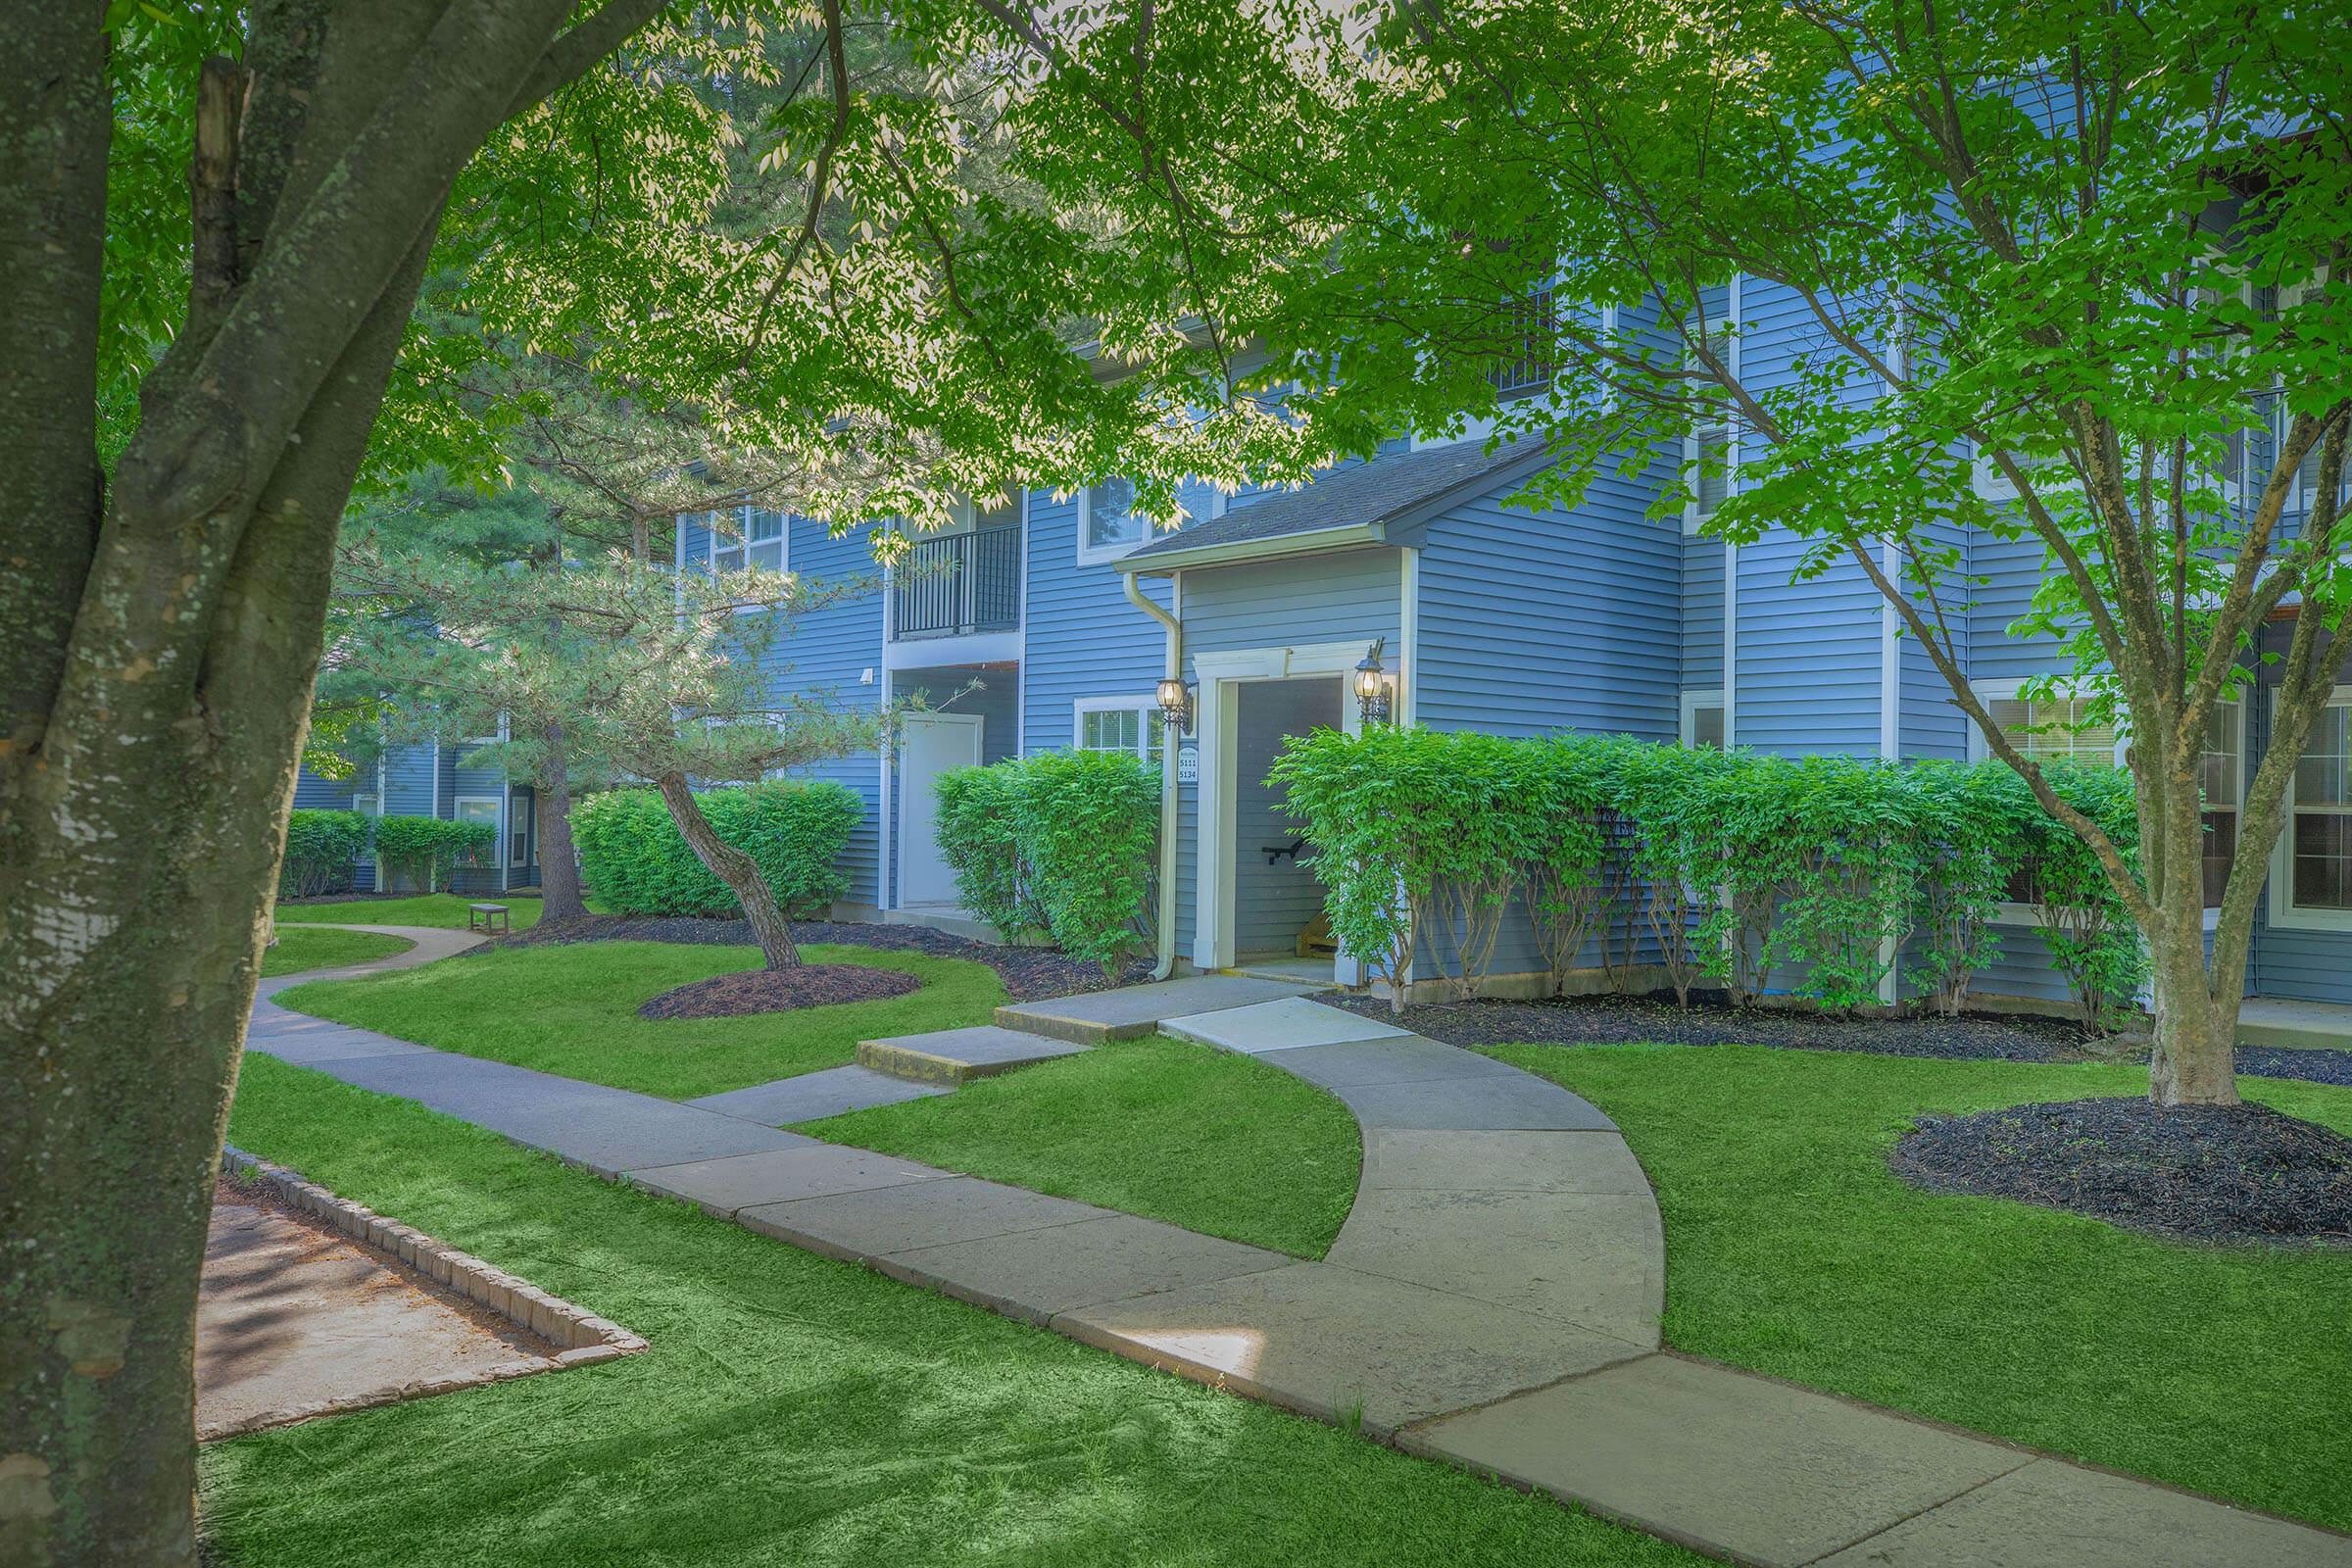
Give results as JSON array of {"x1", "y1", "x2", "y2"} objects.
[
  {"x1": 934, "y1": 750, "x2": 1159, "y2": 973},
  {"x1": 572, "y1": 781, "x2": 860, "y2": 918},
  {"x1": 1272, "y1": 727, "x2": 2148, "y2": 1030},
  {"x1": 280, "y1": 809, "x2": 373, "y2": 898},
  {"x1": 373, "y1": 813, "x2": 497, "y2": 895}
]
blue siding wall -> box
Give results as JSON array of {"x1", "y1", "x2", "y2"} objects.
[
  {"x1": 1416, "y1": 456, "x2": 1682, "y2": 740},
  {"x1": 767, "y1": 514, "x2": 888, "y2": 908},
  {"x1": 1019, "y1": 487, "x2": 1169, "y2": 755}
]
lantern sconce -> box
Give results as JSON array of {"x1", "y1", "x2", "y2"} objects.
[
  {"x1": 1156, "y1": 674, "x2": 1196, "y2": 737},
  {"x1": 1354, "y1": 638, "x2": 1394, "y2": 727}
]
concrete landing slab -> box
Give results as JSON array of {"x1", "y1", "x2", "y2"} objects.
[
  {"x1": 739, "y1": 1176, "x2": 1112, "y2": 1261},
  {"x1": 997, "y1": 974, "x2": 1326, "y2": 1044},
  {"x1": 687, "y1": 1065, "x2": 950, "y2": 1124},
  {"x1": 1335, "y1": 1073, "x2": 1617, "y2": 1132},
  {"x1": 2237, "y1": 996, "x2": 2352, "y2": 1051},
  {"x1": 1254, "y1": 1037, "x2": 1527, "y2": 1092},
  {"x1": 626, "y1": 1145, "x2": 948, "y2": 1217},
  {"x1": 1330, "y1": 1188, "x2": 1662, "y2": 1345},
  {"x1": 878, "y1": 1214, "x2": 1292, "y2": 1325},
  {"x1": 1359, "y1": 1129, "x2": 1654, "y2": 1195},
  {"x1": 1161, "y1": 996, "x2": 1412, "y2": 1054},
  {"x1": 1408, "y1": 1355, "x2": 2031, "y2": 1568},
  {"x1": 1812, "y1": 1455, "x2": 2352, "y2": 1567},
  {"x1": 857, "y1": 1025, "x2": 1089, "y2": 1084},
  {"x1": 318, "y1": 1050, "x2": 809, "y2": 1176},
  {"x1": 1055, "y1": 1261, "x2": 1646, "y2": 1437}
]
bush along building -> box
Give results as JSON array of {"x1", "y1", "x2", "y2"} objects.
[
  {"x1": 683, "y1": 302, "x2": 2350, "y2": 1025},
  {"x1": 289, "y1": 731, "x2": 538, "y2": 898}
]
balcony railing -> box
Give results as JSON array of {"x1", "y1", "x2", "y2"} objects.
[{"x1": 893, "y1": 525, "x2": 1021, "y2": 639}]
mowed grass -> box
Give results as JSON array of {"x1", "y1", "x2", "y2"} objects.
[
  {"x1": 803, "y1": 1037, "x2": 1361, "y2": 1257},
  {"x1": 206, "y1": 1054, "x2": 1696, "y2": 1568},
  {"x1": 274, "y1": 893, "x2": 562, "y2": 929},
  {"x1": 1489, "y1": 1042, "x2": 2352, "y2": 1531},
  {"x1": 261, "y1": 926, "x2": 414, "y2": 978},
  {"x1": 277, "y1": 941, "x2": 1005, "y2": 1100}
]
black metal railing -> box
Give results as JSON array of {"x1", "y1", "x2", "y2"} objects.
[{"x1": 893, "y1": 526, "x2": 1021, "y2": 638}]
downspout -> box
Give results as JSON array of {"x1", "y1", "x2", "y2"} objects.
[{"x1": 1123, "y1": 570, "x2": 1182, "y2": 980}]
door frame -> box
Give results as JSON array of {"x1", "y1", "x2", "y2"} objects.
[
  {"x1": 1191, "y1": 641, "x2": 1382, "y2": 973},
  {"x1": 895, "y1": 710, "x2": 986, "y2": 907}
]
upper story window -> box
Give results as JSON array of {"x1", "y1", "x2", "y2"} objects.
[
  {"x1": 707, "y1": 506, "x2": 785, "y2": 574},
  {"x1": 1980, "y1": 690, "x2": 2123, "y2": 767},
  {"x1": 1079, "y1": 477, "x2": 1145, "y2": 564},
  {"x1": 1687, "y1": 417, "x2": 1731, "y2": 533},
  {"x1": 1486, "y1": 285, "x2": 1556, "y2": 400}
]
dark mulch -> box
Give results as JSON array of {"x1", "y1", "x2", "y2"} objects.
[
  {"x1": 2234, "y1": 1046, "x2": 2352, "y2": 1089},
  {"x1": 1330, "y1": 989, "x2": 2095, "y2": 1062},
  {"x1": 1889, "y1": 1097, "x2": 2352, "y2": 1247},
  {"x1": 636, "y1": 963, "x2": 923, "y2": 1020},
  {"x1": 498, "y1": 913, "x2": 1148, "y2": 1003}
]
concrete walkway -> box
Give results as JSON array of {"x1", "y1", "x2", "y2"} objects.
[{"x1": 250, "y1": 932, "x2": 2352, "y2": 1566}]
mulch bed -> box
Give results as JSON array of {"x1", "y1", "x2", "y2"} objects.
[
  {"x1": 503, "y1": 913, "x2": 1148, "y2": 1003},
  {"x1": 1889, "y1": 1098, "x2": 2352, "y2": 1247},
  {"x1": 1329, "y1": 990, "x2": 2098, "y2": 1062},
  {"x1": 636, "y1": 963, "x2": 923, "y2": 1020}
]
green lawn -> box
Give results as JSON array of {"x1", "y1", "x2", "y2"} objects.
[
  {"x1": 274, "y1": 893, "x2": 561, "y2": 929},
  {"x1": 261, "y1": 926, "x2": 414, "y2": 978},
  {"x1": 1489, "y1": 1042, "x2": 2352, "y2": 1532},
  {"x1": 207, "y1": 1054, "x2": 1692, "y2": 1568},
  {"x1": 277, "y1": 941, "x2": 1006, "y2": 1100},
  {"x1": 803, "y1": 1037, "x2": 1361, "y2": 1257}
]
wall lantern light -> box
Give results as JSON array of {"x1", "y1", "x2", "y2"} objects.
[
  {"x1": 1354, "y1": 638, "x2": 1393, "y2": 726},
  {"x1": 1156, "y1": 675, "x2": 1196, "y2": 736}
]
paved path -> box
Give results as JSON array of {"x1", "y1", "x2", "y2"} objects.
[{"x1": 250, "y1": 933, "x2": 2352, "y2": 1566}]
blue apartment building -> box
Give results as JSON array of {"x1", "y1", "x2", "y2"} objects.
[{"x1": 666, "y1": 283, "x2": 2352, "y2": 1016}]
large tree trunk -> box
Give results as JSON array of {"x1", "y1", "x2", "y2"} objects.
[
  {"x1": 655, "y1": 771, "x2": 802, "y2": 969},
  {"x1": 1, "y1": 8, "x2": 662, "y2": 1562},
  {"x1": 534, "y1": 722, "x2": 588, "y2": 923},
  {"x1": 2142, "y1": 753, "x2": 2244, "y2": 1107}
]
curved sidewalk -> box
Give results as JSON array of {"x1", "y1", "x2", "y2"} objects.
[{"x1": 245, "y1": 937, "x2": 2352, "y2": 1567}]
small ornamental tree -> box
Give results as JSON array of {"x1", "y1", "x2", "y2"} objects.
[{"x1": 1269, "y1": 725, "x2": 1424, "y2": 1011}]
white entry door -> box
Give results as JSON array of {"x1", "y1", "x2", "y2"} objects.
[{"x1": 898, "y1": 712, "x2": 985, "y2": 906}]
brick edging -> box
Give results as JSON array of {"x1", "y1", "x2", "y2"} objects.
[{"x1": 210, "y1": 1146, "x2": 647, "y2": 1439}]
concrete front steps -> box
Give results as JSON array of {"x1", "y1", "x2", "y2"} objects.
[
  {"x1": 997, "y1": 972, "x2": 1327, "y2": 1044},
  {"x1": 855, "y1": 1025, "x2": 1090, "y2": 1085}
]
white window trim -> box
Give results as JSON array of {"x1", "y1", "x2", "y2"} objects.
[
  {"x1": 1679, "y1": 689, "x2": 1726, "y2": 748},
  {"x1": 1071, "y1": 694, "x2": 1167, "y2": 760},
  {"x1": 2268, "y1": 682, "x2": 2352, "y2": 933}
]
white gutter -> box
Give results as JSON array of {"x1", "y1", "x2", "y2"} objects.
[{"x1": 1123, "y1": 572, "x2": 1183, "y2": 981}]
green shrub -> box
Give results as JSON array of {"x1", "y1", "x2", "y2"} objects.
[
  {"x1": 934, "y1": 763, "x2": 1049, "y2": 941},
  {"x1": 572, "y1": 781, "x2": 860, "y2": 918},
  {"x1": 932, "y1": 752, "x2": 1159, "y2": 972},
  {"x1": 280, "y1": 809, "x2": 373, "y2": 898},
  {"x1": 1271, "y1": 725, "x2": 2147, "y2": 1028},
  {"x1": 371, "y1": 814, "x2": 495, "y2": 894}
]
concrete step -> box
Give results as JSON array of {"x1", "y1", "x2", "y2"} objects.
[
  {"x1": 996, "y1": 973, "x2": 1329, "y2": 1045},
  {"x1": 2237, "y1": 997, "x2": 2352, "y2": 1051},
  {"x1": 857, "y1": 1025, "x2": 1090, "y2": 1085}
]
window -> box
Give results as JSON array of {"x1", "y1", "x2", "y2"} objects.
[
  {"x1": 1683, "y1": 311, "x2": 1732, "y2": 533},
  {"x1": 1970, "y1": 681, "x2": 2123, "y2": 917},
  {"x1": 511, "y1": 819, "x2": 531, "y2": 868},
  {"x1": 2198, "y1": 700, "x2": 2242, "y2": 908},
  {"x1": 1486, "y1": 285, "x2": 1555, "y2": 400},
  {"x1": 707, "y1": 506, "x2": 785, "y2": 574},
  {"x1": 1971, "y1": 440, "x2": 2023, "y2": 502},
  {"x1": 1079, "y1": 478, "x2": 1145, "y2": 562},
  {"x1": 1680, "y1": 690, "x2": 1726, "y2": 750},
  {"x1": 2275, "y1": 690, "x2": 2352, "y2": 929},
  {"x1": 1074, "y1": 698, "x2": 1167, "y2": 760}
]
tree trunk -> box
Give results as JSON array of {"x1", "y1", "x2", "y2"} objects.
[
  {"x1": 534, "y1": 723, "x2": 588, "y2": 923},
  {"x1": 2143, "y1": 791, "x2": 2243, "y2": 1108},
  {"x1": 654, "y1": 771, "x2": 801, "y2": 968}
]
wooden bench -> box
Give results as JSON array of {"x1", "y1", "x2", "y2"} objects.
[{"x1": 466, "y1": 902, "x2": 511, "y2": 935}]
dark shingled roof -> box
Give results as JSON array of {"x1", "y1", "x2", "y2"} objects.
[{"x1": 1125, "y1": 435, "x2": 1547, "y2": 563}]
